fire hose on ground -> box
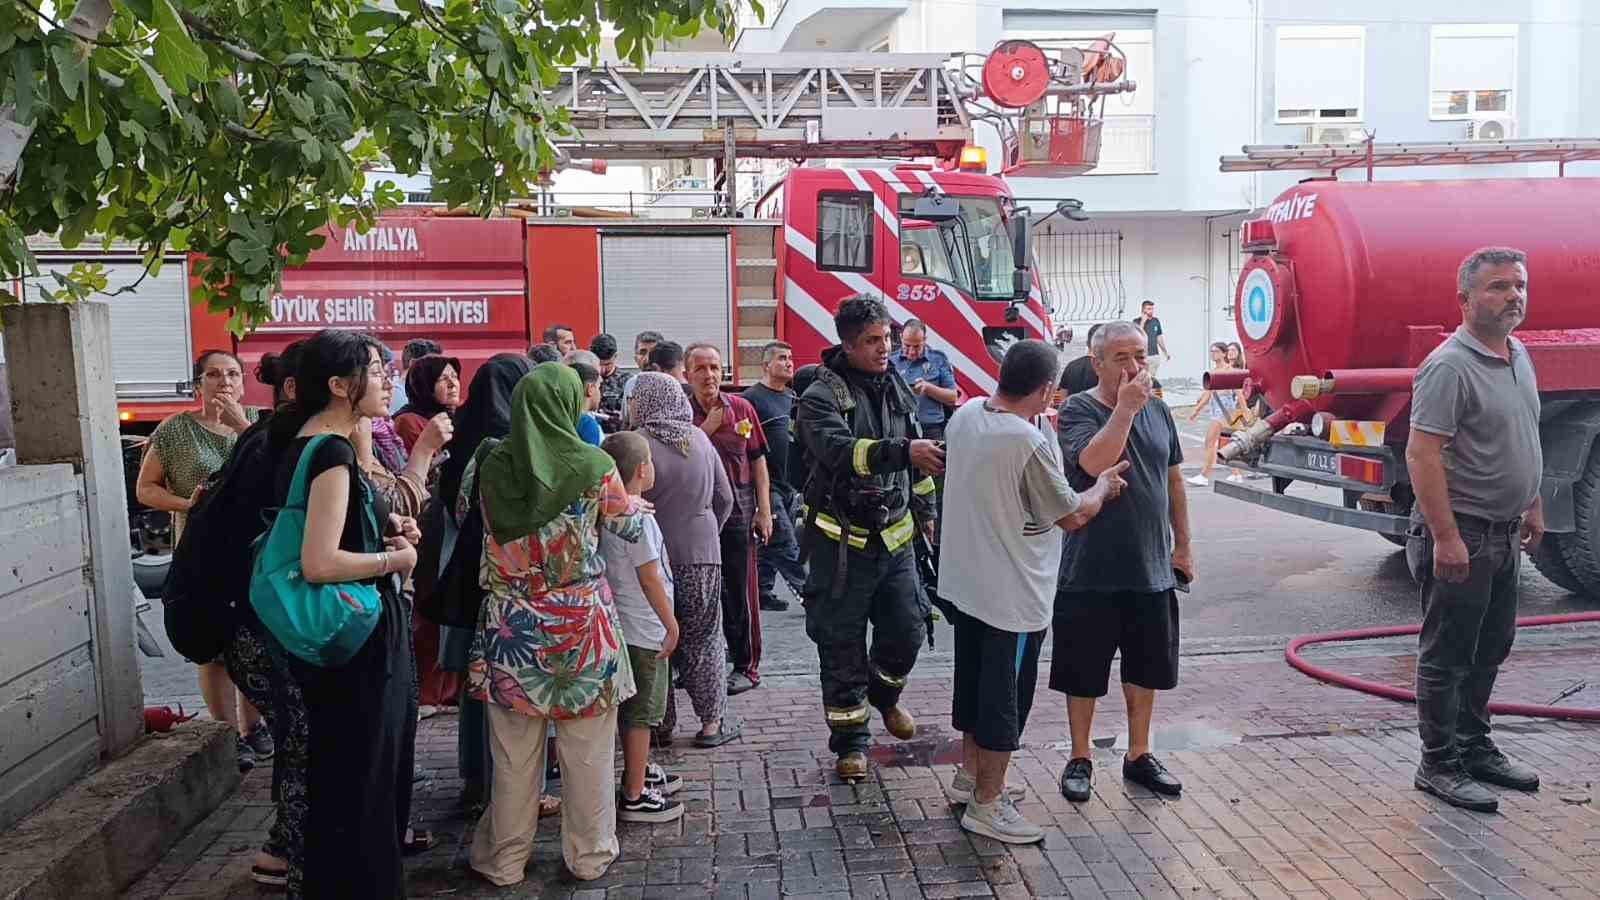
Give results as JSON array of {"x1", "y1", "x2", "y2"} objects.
[{"x1": 1285, "y1": 613, "x2": 1600, "y2": 721}]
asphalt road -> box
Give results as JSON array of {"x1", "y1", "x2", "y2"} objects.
[{"x1": 136, "y1": 413, "x2": 1598, "y2": 701}]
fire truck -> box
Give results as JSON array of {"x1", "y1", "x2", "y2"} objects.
[
  {"x1": 14, "y1": 44, "x2": 1131, "y2": 425},
  {"x1": 1209, "y1": 138, "x2": 1600, "y2": 599},
  {"x1": 7, "y1": 43, "x2": 1134, "y2": 569}
]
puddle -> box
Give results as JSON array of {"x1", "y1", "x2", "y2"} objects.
[
  {"x1": 1051, "y1": 720, "x2": 1243, "y2": 754},
  {"x1": 867, "y1": 731, "x2": 964, "y2": 768}
]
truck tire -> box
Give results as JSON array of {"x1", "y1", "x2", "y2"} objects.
[
  {"x1": 1556, "y1": 448, "x2": 1600, "y2": 599},
  {"x1": 1356, "y1": 497, "x2": 1408, "y2": 547},
  {"x1": 1533, "y1": 537, "x2": 1586, "y2": 595}
]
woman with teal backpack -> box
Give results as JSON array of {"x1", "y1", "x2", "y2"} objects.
[{"x1": 260, "y1": 329, "x2": 419, "y2": 900}]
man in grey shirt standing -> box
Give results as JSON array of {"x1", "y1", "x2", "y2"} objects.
[{"x1": 1406, "y1": 246, "x2": 1545, "y2": 813}]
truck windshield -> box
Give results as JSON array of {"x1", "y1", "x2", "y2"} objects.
[{"x1": 900, "y1": 195, "x2": 1019, "y2": 301}]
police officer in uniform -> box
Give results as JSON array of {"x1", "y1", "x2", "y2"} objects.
[
  {"x1": 890, "y1": 319, "x2": 961, "y2": 444},
  {"x1": 797, "y1": 295, "x2": 946, "y2": 780}
]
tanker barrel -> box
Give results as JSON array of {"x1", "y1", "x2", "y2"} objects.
[
  {"x1": 1320, "y1": 368, "x2": 1416, "y2": 395},
  {"x1": 1204, "y1": 370, "x2": 1247, "y2": 391}
]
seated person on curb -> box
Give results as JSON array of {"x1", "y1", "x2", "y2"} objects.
[
  {"x1": 1051, "y1": 321, "x2": 1194, "y2": 804},
  {"x1": 600, "y1": 432, "x2": 687, "y2": 823},
  {"x1": 940, "y1": 339, "x2": 1127, "y2": 844}
]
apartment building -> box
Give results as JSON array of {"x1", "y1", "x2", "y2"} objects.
[{"x1": 735, "y1": 0, "x2": 1600, "y2": 386}]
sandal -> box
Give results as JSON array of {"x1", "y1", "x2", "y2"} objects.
[
  {"x1": 401, "y1": 828, "x2": 435, "y2": 856},
  {"x1": 539, "y1": 794, "x2": 562, "y2": 817},
  {"x1": 693, "y1": 719, "x2": 743, "y2": 748}
]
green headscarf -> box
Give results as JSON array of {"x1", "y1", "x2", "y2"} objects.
[{"x1": 478, "y1": 364, "x2": 615, "y2": 544}]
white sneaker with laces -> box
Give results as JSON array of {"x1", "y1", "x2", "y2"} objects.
[
  {"x1": 644, "y1": 762, "x2": 684, "y2": 796},
  {"x1": 1185, "y1": 474, "x2": 1209, "y2": 487},
  {"x1": 949, "y1": 767, "x2": 1027, "y2": 805},
  {"x1": 960, "y1": 793, "x2": 1043, "y2": 844}
]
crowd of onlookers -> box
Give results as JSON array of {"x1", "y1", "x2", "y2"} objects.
[{"x1": 139, "y1": 324, "x2": 808, "y2": 897}]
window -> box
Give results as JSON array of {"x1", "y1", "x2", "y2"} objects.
[
  {"x1": 817, "y1": 191, "x2": 873, "y2": 272},
  {"x1": 897, "y1": 194, "x2": 1021, "y2": 301},
  {"x1": 1033, "y1": 229, "x2": 1125, "y2": 323},
  {"x1": 1275, "y1": 26, "x2": 1365, "y2": 123},
  {"x1": 901, "y1": 226, "x2": 958, "y2": 284},
  {"x1": 1430, "y1": 25, "x2": 1516, "y2": 120}
]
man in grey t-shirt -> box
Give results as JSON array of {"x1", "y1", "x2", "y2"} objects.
[{"x1": 1406, "y1": 246, "x2": 1545, "y2": 814}]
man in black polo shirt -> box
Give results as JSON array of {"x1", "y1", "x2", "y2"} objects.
[
  {"x1": 1406, "y1": 247, "x2": 1544, "y2": 813},
  {"x1": 1051, "y1": 320, "x2": 1192, "y2": 803},
  {"x1": 745, "y1": 341, "x2": 807, "y2": 612}
]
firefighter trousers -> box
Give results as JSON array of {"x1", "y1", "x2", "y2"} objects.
[{"x1": 801, "y1": 534, "x2": 927, "y2": 756}]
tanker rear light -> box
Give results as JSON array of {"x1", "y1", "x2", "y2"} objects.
[
  {"x1": 1337, "y1": 453, "x2": 1384, "y2": 486},
  {"x1": 957, "y1": 145, "x2": 989, "y2": 172},
  {"x1": 119, "y1": 410, "x2": 136, "y2": 423},
  {"x1": 1240, "y1": 218, "x2": 1277, "y2": 252}
]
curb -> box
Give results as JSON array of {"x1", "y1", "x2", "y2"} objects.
[{"x1": 0, "y1": 720, "x2": 239, "y2": 900}]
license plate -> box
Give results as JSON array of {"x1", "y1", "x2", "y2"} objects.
[{"x1": 1304, "y1": 450, "x2": 1339, "y2": 474}]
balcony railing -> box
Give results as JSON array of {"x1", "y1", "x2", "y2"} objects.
[{"x1": 1088, "y1": 115, "x2": 1155, "y2": 175}]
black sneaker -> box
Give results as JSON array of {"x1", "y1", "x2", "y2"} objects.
[
  {"x1": 619, "y1": 788, "x2": 685, "y2": 823},
  {"x1": 246, "y1": 724, "x2": 275, "y2": 761},
  {"x1": 1123, "y1": 753, "x2": 1182, "y2": 796},
  {"x1": 236, "y1": 736, "x2": 256, "y2": 773},
  {"x1": 644, "y1": 763, "x2": 684, "y2": 796},
  {"x1": 1060, "y1": 757, "x2": 1093, "y2": 802},
  {"x1": 759, "y1": 595, "x2": 790, "y2": 612}
]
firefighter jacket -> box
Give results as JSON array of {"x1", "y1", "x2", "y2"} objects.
[{"x1": 796, "y1": 345, "x2": 937, "y2": 558}]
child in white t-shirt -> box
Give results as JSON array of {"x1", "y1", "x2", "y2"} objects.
[{"x1": 600, "y1": 432, "x2": 684, "y2": 823}]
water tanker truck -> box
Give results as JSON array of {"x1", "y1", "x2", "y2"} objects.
[{"x1": 1209, "y1": 175, "x2": 1600, "y2": 599}]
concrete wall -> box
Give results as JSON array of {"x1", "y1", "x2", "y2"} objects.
[
  {"x1": 1, "y1": 302, "x2": 147, "y2": 832},
  {"x1": 0, "y1": 464, "x2": 100, "y2": 832}
]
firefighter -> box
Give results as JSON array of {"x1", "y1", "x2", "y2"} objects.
[{"x1": 796, "y1": 294, "x2": 946, "y2": 781}]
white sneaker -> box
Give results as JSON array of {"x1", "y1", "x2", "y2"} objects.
[
  {"x1": 1186, "y1": 475, "x2": 1210, "y2": 487},
  {"x1": 960, "y1": 793, "x2": 1043, "y2": 844},
  {"x1": 949, "y1": 767, "x2": 1027, "y2": 805},
  {"x1": 1226, "y1": 472, "x2": 1245, "y2": 483}
]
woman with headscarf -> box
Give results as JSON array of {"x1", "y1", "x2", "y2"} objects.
[
  {"x1": 434, "y1": 353, "x2": 533, "y2": 809},
  {"x1": 627, "y1": 373, "x2": 738, "y2": 747},
  {"x1": 392, "y1": 354, "x2": 462, "y2": 453},
  {"x1": 467, "y1": 364, "x2": 644, "y2": 886}
]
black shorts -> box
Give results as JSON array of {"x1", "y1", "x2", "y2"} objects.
[
  {"x1": 1048, "y1": 590, "x2": 1180, "y2": 698},
  {"x1": 949, "y1": 605, "x2": 1046, "y2": 752}
]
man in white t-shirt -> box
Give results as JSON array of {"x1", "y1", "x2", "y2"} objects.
[{"x1": 938, "y1": 339, "x2": 1128, "y2": 845}]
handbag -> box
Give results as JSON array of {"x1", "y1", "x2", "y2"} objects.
[{"x1": 249, "y1": 434, "x2": 384, "y2": 667}]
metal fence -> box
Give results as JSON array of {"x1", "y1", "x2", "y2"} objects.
[
  {"x1": 1034, "y1": 228, "x2": 1127, "y2": 324},
  {"x1": 1092, "y1": 115, "x2": 1155, "y2": 175}
]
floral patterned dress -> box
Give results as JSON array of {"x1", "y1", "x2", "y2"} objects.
[{"x1": 467, "y1": 467, "x2": 644, "y2": 720}]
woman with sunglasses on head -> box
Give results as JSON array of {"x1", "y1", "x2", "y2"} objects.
[{"x1": 264, "y1": 329, "x2": 419, "y2": 900}]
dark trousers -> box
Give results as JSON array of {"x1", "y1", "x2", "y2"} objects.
[
  {"x1": 1409, "y1": 515, "x2": 1521, "y2": 769},
  {"x1": 722, "y1": 483, "x2": 762, "y2": 679},
  {"x1": 758, "y1": 485, "x2": 808, "y2": 603},
  {"x1": 802, "y1": 535, "x2": 926, "y2": 756}
]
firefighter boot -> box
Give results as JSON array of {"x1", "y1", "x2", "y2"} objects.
[
  {"x1": 880, "y1": 704, "x2": 916, "y2": 741},
  {"x1": 837, "y1": 751, "x2": 869, "y2": 782}
]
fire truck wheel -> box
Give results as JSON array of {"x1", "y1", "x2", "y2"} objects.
[
  {"x1": 1555, "y1": 447, "x2": 1600, "y2": 600},
  {"x1": 1532, "y1": 536, "x2": 1587, "y2": 596},
  {"x1": 1355, "y1": 498, "x2": 1409, "y2": 547}
]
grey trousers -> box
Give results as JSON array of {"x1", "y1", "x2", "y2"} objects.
[{"x1": 1408, "y1": 514, "x2": 1521, "y2": 769}]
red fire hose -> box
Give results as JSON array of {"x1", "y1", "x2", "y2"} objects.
[{"x1": 1285, "y1": 613, "x2": 1600, "y2": 721}]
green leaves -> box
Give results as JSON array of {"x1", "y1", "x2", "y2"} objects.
[
  {"x1": 2, "y1": 0, "x2": 734, "y2": 331},
  {"x1": 151, "y1": 0, "x2": 209, "y2": 92}
]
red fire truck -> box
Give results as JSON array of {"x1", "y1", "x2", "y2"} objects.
[{"x1": 1209, "y1": 139, "x2": 1600, "y2": 599}]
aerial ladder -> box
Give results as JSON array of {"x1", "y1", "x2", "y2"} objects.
[{"x1": 543, "y1": 40, "x2": 1138, "y2": 215}]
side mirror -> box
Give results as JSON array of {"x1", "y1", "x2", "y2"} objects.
[
  {"x1": 910, "y1": 193, "x2": 961, "y2": 222},
  {"x1": 1008, "y1": 213, "x2": 1032, "y2": 300},
  {"x1": 1058, "y1": 198, "x2": 1091, "y2": 222}
]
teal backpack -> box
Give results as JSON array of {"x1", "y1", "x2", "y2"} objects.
[{"x1": 250, "y1": 434, "x2": 384, "y2": 667}]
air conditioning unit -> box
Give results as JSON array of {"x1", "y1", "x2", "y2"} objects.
[
  {"x1": 1305, "y1": 124, "x2": 1366, "y2": 144},
  {"x1": 1467, "y1": 113, "x2": 1515, "y2": 141}
]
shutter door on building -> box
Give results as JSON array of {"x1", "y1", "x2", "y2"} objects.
[
  {"x1": 23, "y1": 258, "x2": 192, "y2": 399},
  {"x1": 600, "y1": 234, "x2": 730, "y2": 368}
]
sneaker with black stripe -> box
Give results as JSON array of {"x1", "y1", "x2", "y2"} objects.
[
  {"x1": 618, "y1": 787, "x2": 684, "y2": 823},
  {"x1": 643, "y1": 763, "x2": 684, "y2": 796}
]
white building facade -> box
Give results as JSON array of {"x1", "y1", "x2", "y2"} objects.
[{"x1": 735, "y1": 0, "x2": 1600, "y2": 387}]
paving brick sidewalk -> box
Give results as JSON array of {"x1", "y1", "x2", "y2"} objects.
[{"x1": 122, "y1": 640, "x2": 1600, "y2": 900}]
